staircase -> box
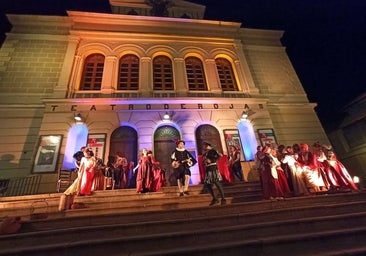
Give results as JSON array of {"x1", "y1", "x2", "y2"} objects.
[{"x1": 1, "y1": 182, "x2": 366, "y2": 256}]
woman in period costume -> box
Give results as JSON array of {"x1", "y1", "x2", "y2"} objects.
[
  {"x1": 323, "y1": 150, "x2": 358, "y2": 191},
  {"x1": 135, "y1": 148, "x2": 154, "y2": 193},
  {"x1": 77, "y1": 148, "x2": 97, "y2": 196},
  {"x1": 260, "y1": 145, "x2": 286, "y2": 200},
  {"x1": 149, "y1": 151, "x2": 165, "y2": 192},
  {"x1": 282, "y1": 146, "x2": 310, "y2": 196}
]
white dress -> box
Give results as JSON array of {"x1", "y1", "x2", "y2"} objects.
[{"x1": 282, "y1": 154, "x2": 309, "y2": 196}]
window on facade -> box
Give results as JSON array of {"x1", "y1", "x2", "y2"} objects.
[
  {"x1": 185, "y1": 57, "x2": 207, "y2": 91},
  {"x1": 80, "y1": 54, "x2": 105, "y2": 90},
  {"x1": 153, "y1": 56, "x2": 174, "y2": 90},
  {"x1": 118, "y1": 54, "x2": 139, "y2": 90},
  {"x1": 215, "y1": 58, "x2": 238, "y2": 91},
  {"x1": 342, "y1": 118, "x2": 366, "y2": 148},
  {"x1": 127, "y1": 9, "x2": 138, "y2": 15}
]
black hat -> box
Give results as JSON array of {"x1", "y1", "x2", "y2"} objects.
[
  {"x1": 203, "y1": 142, "x2": 212, "y2": 147},
  {"x1": 176, "y1": 139, "x2": 185, "y2": 146}
]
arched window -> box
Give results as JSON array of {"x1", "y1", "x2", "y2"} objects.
[
  {"x1": 118, "y1": 54, "x2": 139, "y2": 90},
  {"x1": 153, "y1": 56, "x2": 174, "y2": 90},
  {"x1": 80, "y1": 54, "x2": 105, "y2": 90},
  {"x1": 185, "y1": 57, "x2": 207, "y2": 91},
  {"x1": 180, "y1": 13, "x2": 191, "y2": 19},
  {"x1": 127, "y1": 9, "x2": 138, "y2": 15},
  {"x1": 215, "y1": 58, "x2": 238, "y2": 91}
]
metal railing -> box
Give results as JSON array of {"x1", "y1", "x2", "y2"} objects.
[{"x1": 2, "y1": 175, "x2": 41, "y2": 197}]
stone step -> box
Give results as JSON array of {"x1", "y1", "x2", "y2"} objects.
[
  {"x1": 2, "y1": 210, "x2": 366, "y2": 255},
  {"x1": 0, "y1": 182, "x2": 263, "y2": 220},
  {"x1": 1, "y1": 182, "x2": 365, "y2": 255},
  {"x1": 14, "y1": 191, "x2": 366, "y2": 232}
]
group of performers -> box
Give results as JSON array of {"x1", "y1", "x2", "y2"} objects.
[
  {"x1": 63, "y1": 147, "x2": 165, "y2": 197},
  {"x1": 62, "y1": 140, "x2": 358, "y2": 205},
  {"x1": 255, "y1": 142, "x2": 359, "y2": 200}
]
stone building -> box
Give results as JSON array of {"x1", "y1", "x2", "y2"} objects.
[
  {"x1": 0, "y1": 0, "x2": 330, "y2": 193},
  {"x1": 327, "y1": 93, "x2": 366, "y2": 180}
]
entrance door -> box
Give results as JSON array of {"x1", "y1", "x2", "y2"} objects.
[
  {"x1": 153, "y1": 125, "x2": 180, "y2": 186},
  {"x1": 109, "y1": 126, "x2": 138, "y2": 166}
]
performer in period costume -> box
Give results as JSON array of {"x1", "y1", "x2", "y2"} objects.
[
  {"x1": 202, "y1": 142, "x2": 226, "y2": 206},
  {"x1": 135, "y1": 148, "x2": 154, "y2": 193},
  {"x1": 77, "y1": 148, "x2": 97, "y2": 196},
  {"x1": 282, "y1": 146, "x2": 310, "y2": 196},
  {"x1": 149, "y1": 151, "x2": 165, "y2": 192},
  {"x1": 171, "y1": 140, "x2": 197, "y2": 196},
  {"x1": 228, "y1": 145, "x2": 244, "y2": 181},
  {"x1": 72, "y1": 146, "x2": 86, "y2": 171},
  {"x1": 298, "y1": 143, "x2": 327, "y2": 192},
  {"x1": 260, "y1": 145, "x2": 285, "y2": 200},
  {"x1": 60, "y1": 148, "x2": 96, "y2": 210},
  {"x1": 323, "y1": 150, "x2": 358, "y2": 191}
]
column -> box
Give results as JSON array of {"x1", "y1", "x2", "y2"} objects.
[
  {"x1": 205, "y1": 59, "x2": 221, "y2": 93},
  {"x1": 54, "y1": 36, "x2": 79, "y2": 98},
  {"x1": 101, "y1": 55, "x2": 117, "y2": 94}
]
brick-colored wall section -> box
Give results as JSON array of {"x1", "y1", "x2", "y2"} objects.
[
  {"x1": 0, "y1": 15, "x2": 69, "y2": 181},
  {"x1": 0, "y1": 39, "x2": 67, "y2": 104},
  {"x1": 245, "y1": 47, "x2": 306, "y2": 95}
]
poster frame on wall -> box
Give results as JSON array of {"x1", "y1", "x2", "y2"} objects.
[
  {"x1": 257, "y1": 128, "x2": 278, "y2": 147},
  {"x1": 223, "y1": 129, "x2": 245, "y2": 161},
  {"x1": 87, "y1": 133, "x2": 107, "y2": 161},
  {"x1": 32, "y1": 134, "x2": 63, "y2": 173}
]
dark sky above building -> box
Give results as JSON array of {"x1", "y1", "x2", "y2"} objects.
[{"x1": 1, "y1": 0, "x2": 365, "y2": 130}]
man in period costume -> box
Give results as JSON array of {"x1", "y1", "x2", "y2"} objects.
[
  {"x1": 202, "y1": 142, "x2": 226, "y2": 206},
  {"x1": 171, "y1": 140, "x2": 197, "y2": 196}
]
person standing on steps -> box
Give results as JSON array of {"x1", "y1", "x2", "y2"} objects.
[
  {"x1": 73, "y1": 146, "x2": 87, "y2": 171},
  {"x1": 171, "y1": 140, "x2": 197, "y2": 197},
  {"x1": 135, "y1": 148, "x2": 154, "y2": 193},
  {"x1": 228, "y1": 145, "x2": 244, "y2": 182},
  {"x1": 202, "y1": 142, "x2": 226, "y2": 206}
]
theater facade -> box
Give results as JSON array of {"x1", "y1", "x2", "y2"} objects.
[{"x1": 0, "y1": 0, "x2": 329, "y2": 193}]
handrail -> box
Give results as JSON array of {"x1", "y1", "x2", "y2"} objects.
[{"x1": 2, "y1": 175, "x2": 41, "y2": 197}]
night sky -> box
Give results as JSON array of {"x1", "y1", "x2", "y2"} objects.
[{"x1": 1, "y1": 0, "x2": 365, "y2": 130}]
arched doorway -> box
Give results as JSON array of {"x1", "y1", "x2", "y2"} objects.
[
  {"x1": 153, "y1": 125, "x2": 180, "y2": 186},
  {"x1": 195, "y1": 124, "x2": 226, "y2": 183},
  {"x1": 195, "y1": 124, "x2": 223, "y2": 155},
  {"x1": 110, "y1": 126, "x2": 138, "y2": 166}
]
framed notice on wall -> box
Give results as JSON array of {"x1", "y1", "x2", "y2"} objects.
[
  {"x1": 257, "y1": 128, "x2": 278, "y2": 147},
  {"x1": 223, "y1": 129, "x2": 244, "y2": 161},
  {"x1": 87, "y1": 133, "x2": 106, "y2": 160},
  {"x1": 32, "y1": 135, "x2": 63, "y2": 173}
]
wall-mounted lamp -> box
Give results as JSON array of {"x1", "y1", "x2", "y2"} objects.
[
  {"x1": 241, "y1": 111, "x2": 249, "y2": 120},
  {"x1": 241, "y1": 107, "x2": 255, "y2": 121},
  {"x1": 163, "y1": 112, "x2": 170, "y2": 121},
  {"x1": 74, "y1": 113, "x2": 83, "y2": 122}
]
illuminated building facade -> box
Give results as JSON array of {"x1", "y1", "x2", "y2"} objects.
[{"x1": 0, "y1": 0, "x2": 330, "y2": 193}]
